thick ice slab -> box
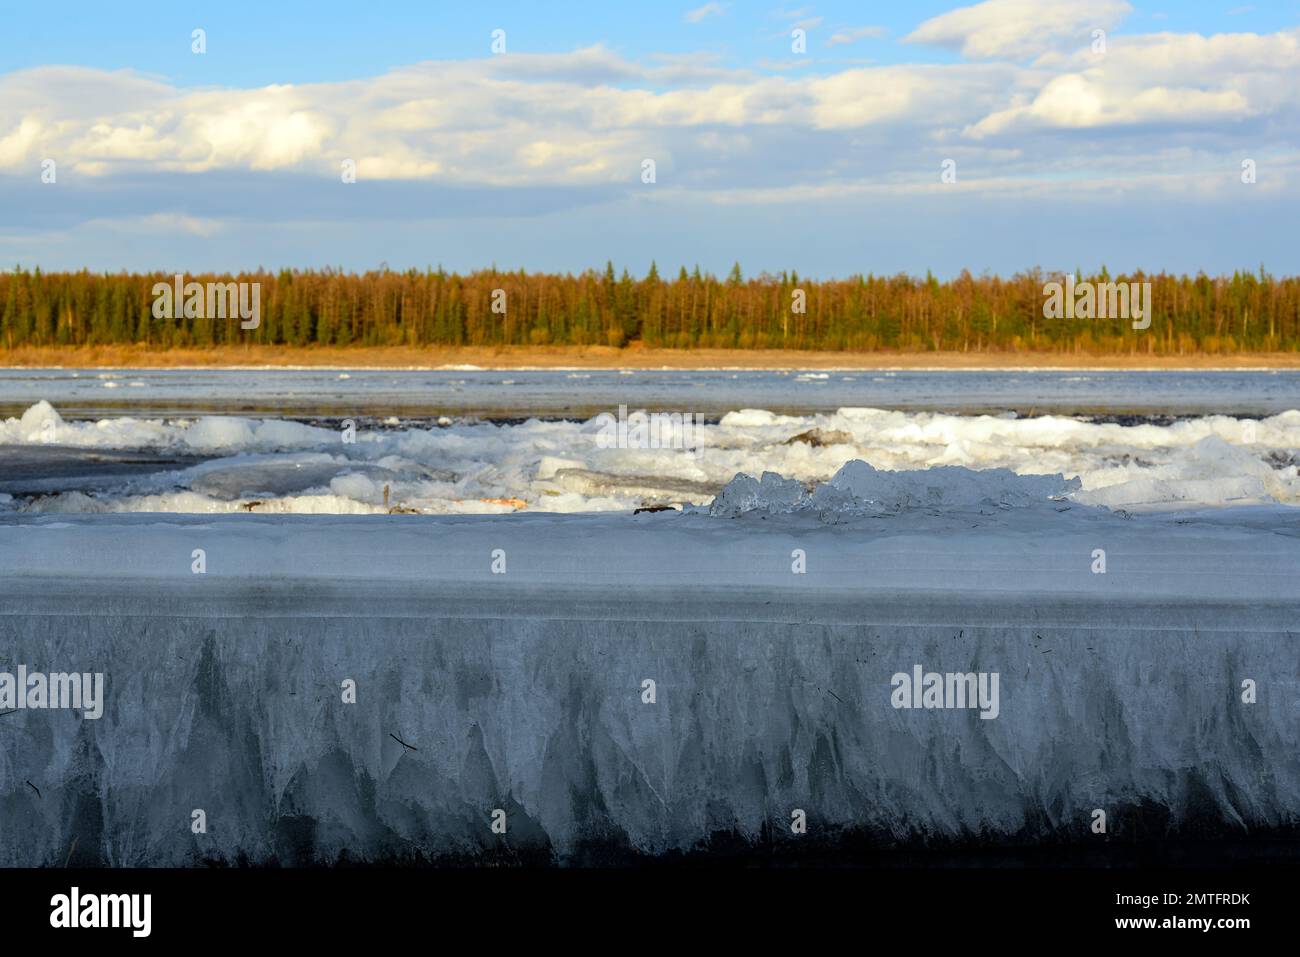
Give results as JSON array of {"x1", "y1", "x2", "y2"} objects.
[{"x1": 0, "y1": 508, "x2": 1297, "y2": 865}]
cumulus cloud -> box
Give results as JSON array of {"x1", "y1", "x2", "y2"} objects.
[{"x1": 967, "y1": 28, "x2": 1300, "y2": 136}]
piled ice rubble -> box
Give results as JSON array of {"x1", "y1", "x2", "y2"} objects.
[
  {"x1": 709, "y1": 459, "x2": 1081, "y2": 519},
  {"x1": 3, "y1": 401, "x2": 1300, "y2": 514}
]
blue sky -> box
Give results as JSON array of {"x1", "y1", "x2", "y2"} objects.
[
  {"x1": 1, "y1": 0, "x2": 1298, "y2": 277},
  {"x1": 3, "y1": 1, "x2": 1293, "y2": 83}
]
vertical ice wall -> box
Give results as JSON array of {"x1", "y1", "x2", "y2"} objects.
[{"x1": 1, "y1": 579, "x2": 1296, "y2": 865}]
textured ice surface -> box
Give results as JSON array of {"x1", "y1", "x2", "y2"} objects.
[
  {"x1": 3, "y1": 400, "x2": 1300, "y2": 514},
  {"x1": 709, "y1": 460, "x2": 1079, "y2": 519},
  {"x1": 1, "y1": 508, "x2": 1297, "y2": 865},
  {"x1": 706, "y1": 471, "x2": 810, "y2": 518}
]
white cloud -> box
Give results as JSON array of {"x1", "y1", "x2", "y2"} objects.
[
  {"x1": 131, "y1": 213, "x2": 225, "y2": 236},
  {"x1": 905, "y1": 0, "x2": 1133, "y2": 60},
  {"x1": 827, "y1": 26, "x2": 886, "y2": 47},
  {"x1": 966, "y1": 29, "x2": 1300, "y2": 136},
  {"x1": 0, "y1": 22, "x2": 1295, "y2": 209},
  {"x1": 684, "y1": 3, "x2": 726, "y2": 24}
]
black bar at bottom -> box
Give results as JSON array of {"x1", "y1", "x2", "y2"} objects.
[{"x1": 0, "y1": 865, "x2": 1289, "y2": 943}]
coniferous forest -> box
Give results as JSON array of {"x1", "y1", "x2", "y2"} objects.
[{"x1": 2, "y1": 263, "x2": 1297, "y2": 355}]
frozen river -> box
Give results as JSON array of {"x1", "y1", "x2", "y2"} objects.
[
  {"x1": 1, "y1": 368, "x2": 1297, "y2": 865},
  {"x1": 0, "y1": 366, "x2": 1297, "y2": 514},
  {"x1": 1, "y1": 367, "x2": 1298, "y2": 419}
]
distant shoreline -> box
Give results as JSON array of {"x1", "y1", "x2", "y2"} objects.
[{"x1": 3, "y1": 345, "x2": 1300, "y2": 371}]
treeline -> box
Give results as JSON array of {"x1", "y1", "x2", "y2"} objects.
[{"x1": 1, "y1": 263, "x2": 1298, "y2": 354}]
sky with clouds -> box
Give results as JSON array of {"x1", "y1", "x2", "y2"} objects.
[{"x1": 1, "y1": 0, "x2": 1296, "y2": 278}]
